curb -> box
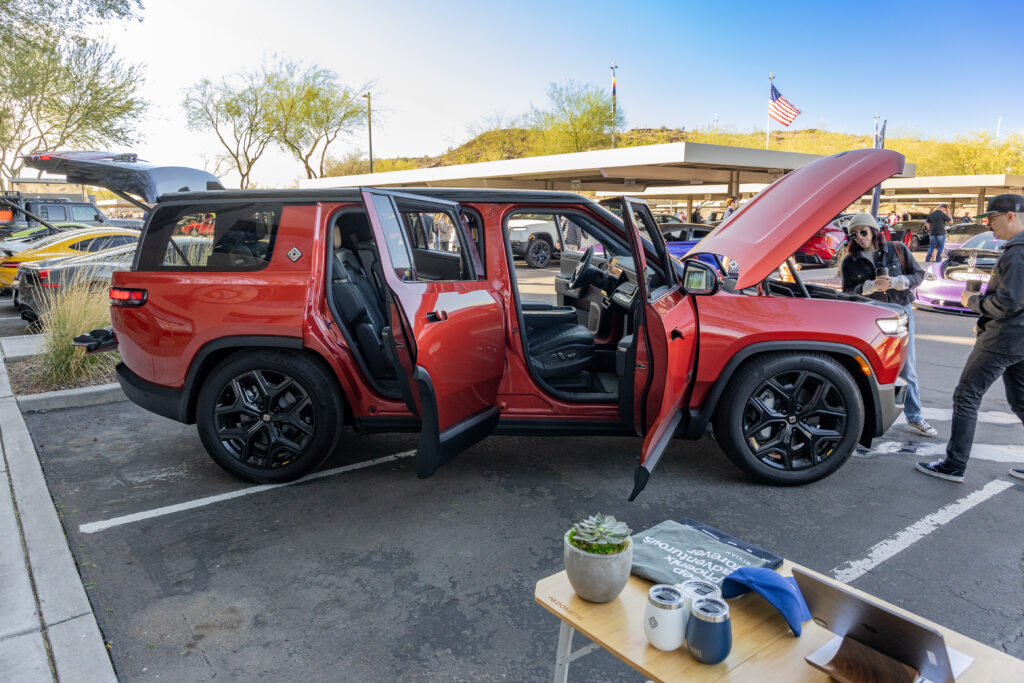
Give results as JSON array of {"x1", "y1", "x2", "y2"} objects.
[
  {"x1": 0, "y1": 356, "x2": 116, "y2": 681},
  {"x1": 18, "y1": 383, "x2": 126, "y2": 413},
  {"x1": 1, "y1": 333, "x2": 45, "y2": 362}
]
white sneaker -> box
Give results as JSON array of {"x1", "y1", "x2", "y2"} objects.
[{"x1": 907, "y1": 419, "x2": 938, "y2": 437}]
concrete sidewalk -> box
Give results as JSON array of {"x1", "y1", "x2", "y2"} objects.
[{"x1": 0, "y1": 343, "x2": 116, "y2": 681}]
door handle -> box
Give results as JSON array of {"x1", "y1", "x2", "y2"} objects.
[
  {"x1": 426, "y1": 310, "x2": 448, "y2": 323},
  {"x1": 671, "y1": 328, "x2": 685, "y2": 340}
]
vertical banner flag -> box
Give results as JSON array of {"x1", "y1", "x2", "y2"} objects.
[
  {"x1": 768, "y1": 84, "x2": 801, "y2": 127},
  {"x1": 612, "y1": 73, "x2": 616, "y2": 97}
]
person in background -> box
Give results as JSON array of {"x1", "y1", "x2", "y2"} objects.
[
  {"x1": 924, "y1": 203, "x2": 952, "y2": 262},
  {"x1": 723, "y1": 197, "x2": 738, "y2": 220},
  {"x1": 433, "y1": 213, "x2": 453, "y2": 251},
  {"x1": 916, "y1": 194, "x2": 1024, "y2": 482},
  {"x1": 691, "y1": 206, "x2": 704, "y2": 224},
  {"x1": 961, "y1": 212, "x2": 972, "y2": 223},
  {"x1": 840, "y1": 214, "x2": 935, "y2": 437},
  {"x1": 561, "y1": 215, "x2": 582, "y2": 252}
]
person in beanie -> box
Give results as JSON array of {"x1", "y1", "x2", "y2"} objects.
[
  {"x1": 924, "y1": 203, "x2": 952, "y2": 262},
  {"x1": 917, "y1": 194, "x2": 1024, "y2": 482},
  {"x1": 840, "y1": 214, "x2": 935, "y2": 436}
]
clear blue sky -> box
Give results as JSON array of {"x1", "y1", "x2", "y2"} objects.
[{"x1": 100, "y1": 0, "x2": 1022, "y2": 186}]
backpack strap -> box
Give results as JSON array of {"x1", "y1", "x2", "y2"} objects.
[{"x1": 893, "y1": 241, "x2": 908, "y2": 274}]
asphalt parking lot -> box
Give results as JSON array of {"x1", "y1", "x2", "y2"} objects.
[{"x1": 19, "y1": 259, "x2": 1024, "y2": 680}]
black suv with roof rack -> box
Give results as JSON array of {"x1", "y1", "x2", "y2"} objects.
[{"x1": 0, "y1": 191, "x2": 141, "y2": 237}]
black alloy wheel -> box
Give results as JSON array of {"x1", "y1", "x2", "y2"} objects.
[
  {"x1": 196, "y1": 351, "x2": 345, "y2": 483},
  {"x1": 525, "y1": 238, "x2": 552, "y2": 268},
  {"x1": 909, "y1": 235, "x2": 920, "y2": 251},
  {"x1": 713, "y1": 353, "x2": 863, "y2": 485}
]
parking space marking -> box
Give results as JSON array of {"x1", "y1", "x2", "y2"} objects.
[
  {"x1": 832, "y1": 480, "x2": 1015, "y2": 584},
  {"x1": 920, "y1": 406, "x2": 1021, "y2": 426},
  {"x1": 916, "y1": 333, "x2": 976, "y2": 346},
  {"x1": 79, "y1": 449, "x2": 417, "y2": 534},
  {"x1": 870, "y1": 440, "x2": 1024, "y2": 463}
]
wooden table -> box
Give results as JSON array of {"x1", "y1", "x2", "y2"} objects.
[{"x1": 535, "y1": 561, "x2": 1024, "y2": 682}]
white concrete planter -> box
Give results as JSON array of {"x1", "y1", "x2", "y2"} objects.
[{"x1": 563, "y1": 531, "x2": 632, "y2": 603}]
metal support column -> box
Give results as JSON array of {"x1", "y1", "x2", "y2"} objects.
[
  {"x1": 977, "y1": 189, "x2": 987, "y2": 216},
  {"x1": 686, "y1": 196, "x2": 693, "y2": 221}
]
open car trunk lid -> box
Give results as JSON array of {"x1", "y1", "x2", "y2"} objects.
[
  {"x1": 691, "y1": 149, "x2": 906, "y2": 290},
  {"x1": 22, "y1": 151, "x2": 224, "y2": 205}
]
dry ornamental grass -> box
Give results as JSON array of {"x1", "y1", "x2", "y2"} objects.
[{"x1": 23, "y1": 274, "x2": 121, "y2": 392}]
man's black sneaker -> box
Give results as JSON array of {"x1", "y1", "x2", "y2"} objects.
[
  {"x1": 915, "y1": 460, "x2": 965, "y2": 483},
  {"x1": 1010, "y1": 468, "x2": 1024, "y2": 481}
]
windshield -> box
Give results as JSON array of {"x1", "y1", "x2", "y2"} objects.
[{"x1": 961, "y1": 232, "x2": 1003, "y2": 251}]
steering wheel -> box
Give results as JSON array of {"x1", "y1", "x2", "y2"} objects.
[{"x1": 568, "y1": 245, "x2": 595, "y2": 289}]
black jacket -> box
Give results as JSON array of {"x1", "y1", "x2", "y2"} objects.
[
  {"x1": 840, "y1": 241, "x2": 924, "y2": 307},
  {"x1": 967, "y1": 231, "x2": 1024, "y2": 354}
]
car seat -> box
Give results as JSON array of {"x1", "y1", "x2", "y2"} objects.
[{"x1": 525, "y1": 320, "x2": 595, "y2": 379}]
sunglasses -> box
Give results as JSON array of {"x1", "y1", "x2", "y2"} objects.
[{"x1": 855, "y1": 229, "x2": 873, "y2": 237}]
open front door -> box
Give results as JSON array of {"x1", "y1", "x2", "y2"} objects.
[
  {"x1": 361, "y1": 189, "x2": 505, "y2": 478},
  {"x1": 619, "y1": 197, "x2": 699, "y2": 500}
]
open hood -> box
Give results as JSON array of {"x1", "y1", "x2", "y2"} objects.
[
  {"x1": 23, "y1": 151, "x2": 224, "y2": 205},
  {"x1": 691, "y1": 149, "x2": 906, "y2": 290}
]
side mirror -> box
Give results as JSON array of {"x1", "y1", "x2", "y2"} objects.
[{"x1": 681, "y1": 259, "x2": 720, "y2": 295}]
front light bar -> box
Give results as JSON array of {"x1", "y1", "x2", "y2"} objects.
[{"x1": 876, "y1": 313, "x2": 909, "y2": 337}]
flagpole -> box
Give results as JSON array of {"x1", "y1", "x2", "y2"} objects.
[
  {"x1": 610, "y1": 62, "x2": 618, "y2": 149},
  {"x1": 766, "y1": 73, "x2": 774, "y2": 150}
]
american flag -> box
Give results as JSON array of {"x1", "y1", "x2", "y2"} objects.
[{"x1": 769, "y1": 84, "x2": 800, "y2": 127}]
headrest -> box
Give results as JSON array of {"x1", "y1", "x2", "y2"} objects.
[{"x1": 333, "y1": 224, "x2": 342, "y2": 249}]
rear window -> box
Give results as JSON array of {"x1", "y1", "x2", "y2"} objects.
[{"x1": 137, "y1": 203, "x2": 282, "y2": 271}]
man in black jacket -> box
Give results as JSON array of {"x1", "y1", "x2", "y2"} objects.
[{"x1": 917, "y1": 194, "x2": 1024, "y2": 482}]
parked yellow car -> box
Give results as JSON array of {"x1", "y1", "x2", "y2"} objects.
[{"x1": 0, "y1": 227, "x2": 139, "y2": 288}]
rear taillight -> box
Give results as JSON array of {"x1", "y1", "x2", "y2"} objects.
[
  {"x1": 38, "y1": 269, "x2": 60, "y2": 287},
  {"x1": 109, "y1": 286, "x2": 147, "y2": 306},
  {"x1": 1, "y1": 260, "x2": 22, "y2": 268}
]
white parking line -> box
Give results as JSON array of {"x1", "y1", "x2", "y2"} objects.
[
  {"x1": 916, "y1": 333, "x2": 976, "y2": 346},
  {"x1": 79, "y1": 449, "x2": 417, "y2": 534},
  {"x1": 920, "y1": 406, "x2": 1021, "y2": 426},
  {"x1": 832, "y1": 480, "x2": 1015, "y2": 584},
  {"x1": 870, "y1": 440, "x2": 1024, "y2": 463}
]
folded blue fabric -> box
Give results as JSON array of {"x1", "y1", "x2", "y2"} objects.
[{"x1": 720, "y1": 567, "x2": 812, "y2": 636}]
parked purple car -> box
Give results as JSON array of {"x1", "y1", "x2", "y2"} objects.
[{"x1": 915, "y1": 231, "x2": 1004, "y2": 314}]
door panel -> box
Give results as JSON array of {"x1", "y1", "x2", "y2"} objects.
[
  {"x1": 618, "y1": 197, "x2": 698, "y2": 500},
  {"x1": 361, "y1": 189, "x2": 505, "y2": 478}
]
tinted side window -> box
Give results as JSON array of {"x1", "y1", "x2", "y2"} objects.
[
  {"x1": 43, "y1": 205, "x2": 67, "y2": 221},
  {"x1": 68, "y1": 237, "x2": 95, "y2": 252},
  {"x1": 71, "y1": 205, "x2": 102, "y2": 221},
  {"x1": 137, "y1": 203, "x2": 282, "y2": 271}
]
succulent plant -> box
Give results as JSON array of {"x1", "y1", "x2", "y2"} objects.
[{"x1": 569, "y1": 513, "x2": 632, "y2": 554}]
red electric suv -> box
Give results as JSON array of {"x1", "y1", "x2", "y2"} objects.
[{"x1": 31, "y1": 149, "x2": 909, "y2": 499}]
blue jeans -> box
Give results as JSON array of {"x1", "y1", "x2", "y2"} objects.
[
  {"x1": 925, "y1": 234, "x2": 945, "y2": 262},
  {"x1": 901, "y1": 303, "x2": 923, "y2": 423}
]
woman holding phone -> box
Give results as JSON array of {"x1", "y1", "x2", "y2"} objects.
[{"x1": 840, "y1": 214, "x2": 934, "y2": 436}]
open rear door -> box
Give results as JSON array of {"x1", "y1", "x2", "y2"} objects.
[
  {"x1": 618, "y1": 197, "x2": 699, "y2": 500},
  {"x1": 361, "y1": 189, "x2": 505, "y2": 478}
]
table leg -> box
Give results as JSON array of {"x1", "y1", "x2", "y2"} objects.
[{"x1": 553, "y1": 621, "x2": 574, "y2": 683}]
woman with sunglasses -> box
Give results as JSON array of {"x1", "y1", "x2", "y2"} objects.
[{"x1": 841, "y1": 214, "x2": 934, "y2": 437}]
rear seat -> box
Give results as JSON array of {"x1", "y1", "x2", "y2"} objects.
[{"x1": 330, "y1": 219, "x2": 395, "y2": 379}]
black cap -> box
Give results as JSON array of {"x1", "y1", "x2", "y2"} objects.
[{"x1": 978, "y1": 193, "x2": 1024, "y2": 218}]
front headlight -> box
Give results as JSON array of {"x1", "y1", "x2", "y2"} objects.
[{"x1": 876, "y1": 313, "x2": 909, "y2": 337}]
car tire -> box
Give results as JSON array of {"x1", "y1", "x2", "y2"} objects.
[
  {"x1": 524, "y1": 237, "x2": 552, "y2": 268},
  {"x1": 712, "y1": 352, "x2": 864, "y2": 485},
  {"x1": 195, "y1": 350, "x2": 345, "y2": 484},
  {"x1": 909, "y1": 235, "x2": 919, "y2": 251}
]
